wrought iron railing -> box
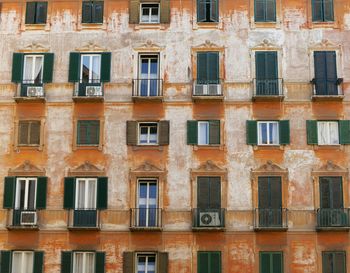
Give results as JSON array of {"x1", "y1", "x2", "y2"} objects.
[
  {"x1": 68, "y1": 209, "x2": 100, "y2": 228},
  {"x1": 193, "y1": 79, "x2": 223, "y2": 96},
  {"x1": 73, "y1": 79, "x2": 104, "y2": 97},
  {"x1": 192, "y1": 208, "x2": 225, "y2": 228},
  {"x1": 18, "y1": 80, "x2": 45, "y2": 98},
  {"x1": 132, "y1": 79, "x2": 163, "y2": 97},
  {"x1": 130, "y1": 208, "x2": 162, "y2": 228},
  {"x1": 316, "y1": 208, "x2": 350, "y2": 228},
  {"x1": 252, "y1": 78, "x2": 283, "y2": 96},
  {"x1": 253, "y1": 208, "x2": 288, "y2": 229},
  {"x1": 311, "y1": 78, "x2": 343, "y2": 96}
]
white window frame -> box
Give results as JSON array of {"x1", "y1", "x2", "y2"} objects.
[
  {"x1": 138, "y1": 122, "x2": 159, "y2": 145},
  {"x1": 317, "y1": 121, "x2": 339, "y2": 145},
  {"x1": 257, "y1": 121, "x2": 280, "y2": 145},
  {"x1": 138, "y1": 54, "x2": 160, "y2": 96},
  {"x1": 15, "y1": 177, "x2": 37, "y2": 210},
  {"x1": 136, "y1": 253, "x2": 157, "y2": 273},
  {"x1": 197, "y1": 121, "x2": 209, "y2": 145},
  {"x1": 137, "y1": 179, "x2": 158, "y2": 227},
  {"x1": 80, "y1": 54, "x2": 101, "y2": 83},
  {"x1": 139, "y1": 3, "x2": 160, "y2": 24},
  {"x1": 23, "y1": 55, "x2": 44, "y2": 84},
  {"x1": 73, "y1": 252, "x2": 95, "y2": 273},
  {"x1": 75, "y1": 178, "x2": 98, "y2": 210},
  {"x1": 12, "y1": 251, "x2": 34, "y2": 273}
]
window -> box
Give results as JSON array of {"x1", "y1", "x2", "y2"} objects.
[
  {"x1": 12, "y1": 251, "x2": 34, "y2": 273},
  {"x1": 254, "y1": 0, "x2": 276, "y2": 22},
  {"x1": 73, "y1": 252, "x2": 95, "y2": 273},
  {"x1": 137, "y1": 180, "x2": 158, "y2": 227},
  {"x1": 23, "y1": 55, "x2": 43, "y2": 84},
  {"x1": 18, "y1": 121, "x2": 41, "y2": 146},
  {"x1": 0, "y1": 251, "x2": 43, "y2": 273},
  {"x1": 322, "y1": 251, "x2": 346, "y2": 273},
  {"x1": 197, "y1": 52, "x2": 219, "y2": 84},
  {"x1": 139, "y1": 123, "x2": 158, "y2": 145},
  {"x1": 307, "y1": 120, "x2": 350, "y2": 145},
  {"x1": 197, "y1": 251, "x2": 221, "y2": 273},
  {"x1": 246, "y1": 120, "x2": 290, "y2": 146},
  {"x1": 255, "y1": 51, "x2": 279, "y2": 96},
  {"x1": 82, "y1": 1, "x2": 104, "y2": 24},
  {"x1": 138, "y1": 55, "x2": 160, "y2": 96},
  {"x1": 197, "y1": 177, "x2": 221, "y2": 210},
  {"x1": 317, "y1": 121, "x2": 339, "y2": 145},
  {"x1": 81, "y1": 55, "x2": 101, "y2": 84},
  {"x1": 15, "y1": 178, "x2": 37, "y2": 210},
  {"x1": 25, "y1": 2, "x2": 47, "y2": 24},
  {"x1": 77, "y1": 120, "x2": 100, "y2": 146},
  {"x1": 320, "y1": 177, "x2": 343, "y2": 209},
  {"x1": 187, "y1": 120, "x2": 220, "y2": 145},
  {"x1": 126, "y1": 121, "x2": 169, "y2": 146},
  {"x1": 62, "y1": 251, "x2": 105, "y2": 273},
  {"x1": 137, "y1": 253, "x2": 156, "y2": 273},
  {"x1": 140, "y1": 3, "x2": 160, "y2": 23},
  {"x1": 260, "y1": 252, "x2": 283, "y2": 273},
  {"x1": 312, "y1": 0, "x2": 334, "y2": 22},
  {"x1": 75, "y1": 178, "x2": 97, "y2": 210},
  {"x1": 197, "y1": 0, "x2": 218, "y2": 22}
]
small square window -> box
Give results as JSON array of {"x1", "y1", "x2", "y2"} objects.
[
  {"x1": 77, "y1": 120, "x2": 100, "y2": 146},
  {"x1": 258, "y1": 121, "x2": 279, "y2": 145},
  {"x1": 138, "y1": 123, "x2": 158, "y2": 145},
  {"x1": 18, "y1": 120, "x2": 41, "y2": 146},
  {"x1": 140, "y1": 3, "x2": 160, "y2": 23},
  {"x1": 25, "y1": 2, "x2": 48, "y2": 24},
  {"x1": 136, "y1": 253, "x2": 156, "y2": 273},
  {"x1": 73, "y1": 252, "x2": 95, "y2": 273},
  {"x1": 317, "y1": 121, "x2": 339, "y2": 145}
]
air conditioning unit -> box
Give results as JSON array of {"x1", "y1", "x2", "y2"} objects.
[
  {"x1": 20, "y1": 211, "x2": 37, "y2": 225},
  {"x1": 208, "y1": 84, "x2": 221, "y2": 95},
  {"x1": 194, "y1": 84, "x2": 221, "y2": 95},
  {"x1": 27, "y1": 86, "x2": 44, "y2": 97},
  {"x1": 199, "y1": 212, "x2": 220, "y2": 227},
  {"x1": 86, "y1": 86, "x2": 102, "y2": 97},
  {"x1": 194, "y1": 84, "x2": 207, "y2": 95}
]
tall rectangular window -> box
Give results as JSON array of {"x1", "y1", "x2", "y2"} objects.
[
  {"x1": 25, "y1": 2, "x2": 47, "y2": 24},
  {"x1": 138, "y1": 55, "x2": 159, "y2": 96},
  {"x1": 322, "y1": 251, "x2": 346, "y2": 273},
  {"x1": 12, "y1": 251, "x2": 34, "y2": 273},
  {"x1": 197, "y1": 52, "x2": 219, "y2": 84},
  {"x1": 254, "y1": 0, "x2": 276, "y2": 22},
  {"x1": 82, "y1": 1, "x2": 104, "y2": 23},
  {"x1": 15, "y1": 178, "x2": 37, "y2": 210},
  {"x1": 314, "y1": 51, "x2": 338, "y2": 95},
  {"x1": 75, "y1": 178, "x2": 97, "y2": 210},
  {"x1": 23, "y1": 55, "x2": 44, "y2": 84},
  {"x1": 255, "y1": 51, "x2": 279, "y2": 95},
  {"x1": 81, "y1": 54, "x2": 101, "y2": 83},
  {"x1": 258, "y1": 121, "x2": 279, "y2": 145},
  {"x1": 312, "y1": 0, "x2": 334, "y2": 22},
  {"x1": 317, "y1": 121, "x2": 339, "y2": 145},
  {"x1": 197, "y1": 251, "x2": 221, "y2": 273},
  {"x1": 77, "y1": 120, "x2": 100, "y2": 145},
  {"x1": 260, "y1": 252, "x2": 283, "y2": 273},
  {"x1": 137, "y1": 180, "x2": 158, "y2": 227},
  {"x1": 18, "y1": 121, "x2": 41, "y2": 146},
  {"x1": 73, "y1": 252, "x2": 95, "y2": 273},
  {"x1": 197, "y1": 0, "x2": 218, "y2": 22}
]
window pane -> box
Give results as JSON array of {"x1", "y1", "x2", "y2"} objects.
[
  {"x1": 140, "y1": 126, "x2": 148, "y2": 143},
  {"x1": 24, "y1": 56, "x2": 34, "y2": 82},
  {"x1": 259, "y1": 123, "x2": 268, "y2": 144},
  {"x1": 198, "y1": 122, "x2": 209, "y2": 145},
  {"x1": 74, "y1": 253, "x2": 84, "y2": 273},
  {"x1": 12, "y1": 252, "x2": 22, "y2": 273},
  {"x1": 77, "y1": 180, "x2": 85, "y2": 209},
  {"x1": 329, "y1": 122, "x2": 339, "y2": 144},
  {"x1": 24, "y1": 252, "x2": 34, "y2": 273},
  {"x1": 34, "y1": 56, "x2": 43, "y2": 83},
  {"x1": 19, "y1": 180, "x2": 26, "y2": 209},
  {"x1": 28, "y1": 179, "x2": 36, "y2": 209},
  {"x1": 138, "y1": 256, "x2": 146, "y2": 273},
  {"x1": 147, "y1": 256, "x2": 156, "y2": 273},
  {"x1": 150, "y1": 59, "x2": 158, "y2": 76},
  {"x1": 86, "y1": 253, "x2": 95, "y2": 273},
  {"x1": 149, "y1": 126, "x2": 157, "y2": 143},
  {"x1": 87, "y1": 180, "x2": 96, "y2": 209},
  {"x1": 318, "y1": 122, "x2": 328, "y2": 144},
  {"x1": 92, "y1": 56, "x2": 101, "y2": 81},
  {"x1": 82, "y1": 55, "x2": 91, "y2": 82},
  {"x1": 270, "y1": 122, "x2": 279, "y2": 144}
]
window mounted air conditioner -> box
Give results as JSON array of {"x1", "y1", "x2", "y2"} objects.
[
  {"x1": 208, "y1": 84, "x2": 221, "y2": 95},
  {"x1": 20, "y1": 211, "x2": 37, "y2": 225},
  {"x1": 199, "y1": 212, "x2": 220, "y2": 227},
  {"x1": 27, "y1": 86, "x2": 44, "y2": 97},
  {"x1": 194, "y1": 84, "x2": 207, "y2": 95},
  {"x1": 86, "y1": 86, "x2": 102, "y2": 97},
  {"x1": 194, "y1": 84, "x2": 221, "y2": 95}
]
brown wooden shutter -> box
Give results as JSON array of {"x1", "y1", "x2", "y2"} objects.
[
  {"x1": 197, "y1": 177, "x2": 210, "y2": 209},
  {"x1": 209, "y1": 177, "x2": 221, "y2": 209},
  {"x1": 159, "y1": 120, "x2": 169, "y2": 145},
  {"x1": 127, "y1": 121, "x2": 138, "y2": 145},
  {"x1": 123, "y1": 252, "x2": 134, "y2": 273},
  {"x1": 160, "y1": 0, "x2": 170, "y2": 23},
  {"x1": 129, "y1": 0, "x2": 140, "y2": 24},
  {"x1": 158, "y1": 252, "x2": 169, "y2": 273},
  {"x1": 30, "y1": 121, "x2": 41, "y2": 145},
  {"x1": 209, "y1": 120, "x2": 220, "y2": 145},
  {"x1": 18, "y1": 121, "x2": 30, "y2": 145}
]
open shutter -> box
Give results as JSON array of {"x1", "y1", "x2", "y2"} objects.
[
  {"x1": 25, "y1": 2, "x2": 36, "y2": 24},
  {"x1": 63, "y1": 177, "x2": 75, "y2": 209},
  {"x1": 61, "y1": 252, "x2": 72, "y2": 273},
  {"x1": 198, "y1": 252, "x2": 209, "y2": 273},
  {"x1": 312, "y1": 0, "x2": 323, "y2": 21},
  {"x1": 197, "y1": 0, "x2": 206, "y2": 22},
  {"x1": 258, "y1": 177, "x2": 269, "y2": 209},
  {"x1": 123, "y1": 252, "x2": 134, "y2": 273},
  {"x1": 159, "y1": 120, "x2": 170, "y2": 145},
  {"x1": 209, "y1": 120, "x2": 220, "y2": 145},
  {"x1": 158, "y1": 252, "x2": 168, "y2": 273},
  {"x1": 197, "y1": 177, "x2": 210, "y2": 209},
  {"x1": 209, "y1": 177, "x2": 221, "y2": 209},
  {"x1": 323, "y1": 0, "x2": 334, "y2": 21},
  {"x1": 97, "y1": 177, "x2": 108, "y2": 209},
  {"x1": 68, "y1": 52, "x2": 80, "y2": 82},
  {"x1": 279, "y1": 120, "x2": 290, "y2": 145},
  {"x1": 210, "y1": 0, "x2": 218, "y2": 22},
  {"x1": 126, "y1": 121, "x2": 138, "y2": 145},
  {"x1": 82, "y1": 1, "x2": 92, "y2": 23},
  {"x1": 43, "y1": 53, "x2": 54, "y2": 83},
  {"x1": 246, "y1": 120, "x2": 257, "y2": 145},
  {"x1": 208, "y1": 52, "x2": 219, "y2": 83},
  {"x1": 11, "y1": 53, "x2": 24, "y2": 83},
  {"x1": 160, "y1": 0, "x2": 171, "y2": 23},
  {"x1": 93, "y1": 1, "x2": 104, "y2": 23},
  {"x1": 100, "y1": 52, "x2": 111, "y2": 82},
  {"x1": 272, "y1": 252, "x2": 283, "y2": 273},
  {"x1": 3, "y1": 177, "x2": 15, "y2": 209},
  {"x1": 187, "y1": 120, "x2": 198, "y2": 145},
  {"x1": 197, "y1": 53, "x2": 207, "y2": 83},
  {"x1": 95, "y1": 252, "x2": 105, "y2": 273},
  {"x1": 33, "y1": 251, "x2": 44, "y2": 273},
  {"x1": 129, "y1": 0, "x2": 140, "y2": 23},
  {"x1": 36, "y1": 177, "x2": 48, "y2": 209},
  {"x1": 260, "y1": 252, "x2": 271, "y2": 273},
  {"x1": 36, "y1": 2, "x2": 48, "y2": 24},
  {"x1": 254, "y1": 0, "x2": 265, "y2": 22},
  {"x1": 306, "y1": 120, "x2": 318, "y2": 145},
  {"x1": 265, "y1": 0, "x2": 276, "y2": 21},
  {"x1": 210, "y1": 252, "x2": 221, "y2": 273},
  {"x1": 339, "y1": 120, "x2": 350, "y2": 144},
  {"x1": 0, "y1": 251, "x2": 11, "y2": 273}
]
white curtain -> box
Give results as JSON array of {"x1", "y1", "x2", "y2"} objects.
[
  {"x1": 33, "y1": 56, "x2": 43, "y2": 82},
  {"x1": 87, "y1": 180, "x2": 96, "y2": 209},
  {"x1": 24, "y1": 56, "x2": 33, "y2": 82},
  {"x1": 318, "y1": 122, "x2": 330, "y2": 144},
  {"x1": 12, "y1": 252, "x2": 22, "y2": 273},
  {"x1": 77, "y1": 180, "x2": 85, "y2": 209},
  {"x1": 86, "y1": 253, "x2": 95, "y2": 273},
  {"x1": 24, "y1": 252, "x2": 34, "y2": 273},
  {"x1": 270, "y1": 122, "x2": 279, "y2": 144},
  {"x1": 329, "y1": 122, "x2": 339, "y2": 144},
  {"x1": 74, "y1": 253, "x2": 84, "y2": 273},
  {"x1": 92, "y1": 56, "x2": 101, "y2": 81}
]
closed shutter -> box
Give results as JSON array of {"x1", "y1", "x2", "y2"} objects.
[
  {"x1": 306, "y1": 120, "x2": 318, "y2": 145},
  {"x1": 197, "y1": 0, "x2": 206, "y2": 22},
  {"x1": 255, "y1": 51, "x2": 266, "y2": 80},
  {"x1": 63, "y1": 177, "x2": 75, "y2": 209},
  {"x1": 319, "y1": 177, "x2": 331, "y2": 208},
  {"x1": 314, "y1": 51, "x2": 327, "y2": 95},
  {"x1": 322, "y1": 252, "x2": 333, "y2": 273},
  {"x1": 197, "y1": 53, "x2": 208, "y2": 83},
  {"x1": 77, "y1": 120, "x2": 100, "y2": 145},
  {"x1": 100, "y1": 52, "x2": 111, "y2": 82},
  {"x1": 68, "y1": 52, "x2": 80, "y2": 82},
  {"x1": 266, "y1": 52, "x2": 278, "y2": 80},
  {"x1": 279, "y1": 120, "x2": 290, "y2": 145},
  {"x1": 331, "y1": 177, "x2": 343, "y2": 209},
  {"x1": 246, "y1": 120, "x2": 258, "y2": 145},
  {"x1": 18, "y1": 121, "x2": 30, "y2": 145},
  {"x1": 158, "y1": 252, "x2": 169, "y2": 273},
  {"x1": 123, "y1": 252, "x2": 134, "y2": 273},
  {"x1": 97, "y1": 177, "x2": 108, "y2": 209},
  {"x1": 129, "y1": 0, "x2": 140, "y2": 24},
  {"x1": 36, "y1": 177, "x2": 48, "y2": 209},
  {"x1": 160, "y1": 0, "x2": 170, "y2": 23},
  {"x1": 36, "y1": 2, "x2": 48, "y2": 24},
  {"x1": 126, "y1": 121, "x2": 138, "y2": 145},
  {"x1": 33, "y1": 251, "x2": 44, "y2": 273},
  {"x1": 323, "y1": 0, "x2": 334, "y2": 21},
  {"x1": 333, "y1": 252, "x2": 346, "y2": 273},
  {"x1": 3, "y1": 177, "x2": 15, "y2": 209},
  {"x1": 270, "y1": 177, "x2": 282, "y2": 209},
  {"x1": 197, "y1": 177, "x2": 210, "y2": 209},
  {"x1": 43, "y1": 53, "x2": 54, "y2": 83},
  {"x1": 260, "y1": 252, "x2": 270, "y2": 273},
  {"x1": 11, "y1": 53, "x2": 24, "y2": 83},
  {"x1": 258, "y1": 177, "x2": 269, "y2": 209},
  {"x1": 159, "y1": 120, "x2": 170, "y2": 145},
  {"x1": 209, "y1": 177, "x2": 221, "y2": 209},
  {"x1": 254, "y1": 0, "x2": 265, "y2": 22},
  {"x1": 339, "y1": 120, "x2": 350, "y2": 144},
  {"x1": 82, "y1": 1, "x2": 92, "y2": 23},
  {"x1": 29, "y1": 121, "x2": 41, "y2": 145},
  {"x1": 210, "y1": 0, "x2": 218, "y2": 22},
  {"x1": 187, "y1": 121, "x2": 198, "y2": 145},
  {"x1": 197, "y1": 252, "x2": 209, "y2": 273},
  {"x1": 61, "y1": 251, "x2": 72, "y2": 273},
  {"x1": 325, "y1": 51, "x2": 337, "y2": 95},
  {"x1": 93, "y1": 1, "x2": 104, "y2": 23},
  {"x1": 209, "y1": 120, "x2": 220, "y2": 145},
  {"x1": 208, "y1": 52, "x2": 219, "y2": 83},
  {"x1": 312, "y1": 0, "x2": 323, "y2": 21},
  {"x1": 265, "y1": 0, "x2": 276, "y2": 22},
  {"x1": 272, "y1": 252, "x2": 283, "y2": 273},
  {"x1": 210, "y1": 252, "x2": 221, "y2": 273},
  {"x1": 0, "y1": 251, "x2": 11, "y2": 273},
  {"x1": 25, "y1": 2, "x2": 36, "y2": 24},
  {"x1": 95, "y1": 252, "x2": 105, "y2": 273}
]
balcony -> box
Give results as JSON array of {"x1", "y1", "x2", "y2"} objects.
[
  {"x1": 129, "y1": 208, "x2": 162, "y2": 231},
  {"x1": 72, "y1": 80, "x2": 104, "y2": 102},
  {"x1": 67, "y1": 209, "x2": 101, "y2": 230},
  {"x1": 192, "y1": 208, "x2": 225, "y2": 231},
  {"x1": 14, "y1": 81, "x2": 45, "y2": 103},
  {"x1": 252, "y1": 78, "x2": 284, "y2": 101},
  {"x1": 253, "y1": 208, "x2": 288, "y2": 231},
  {"x1": 316, "y1": 208, "x2": 350, "y2": 231},
  {"x1": 311, "y1": 78, "x2": 344, "y2": 101},
  {"x1": 6, "y1": 209, "x2": 39, "y2": 230},
  {"x1": 132, "y1": 79, "x2": 163, "y2": 102},
  {"x1": 192, "y1": 79, "x2": 223, "y2": 101}
]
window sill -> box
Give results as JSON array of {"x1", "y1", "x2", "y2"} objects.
[
  {"x1": 134, "y1": 24, "x2": 165, "y2": 30},
  {"x1": 15, "y1": 145, "x2": 43, "y2": 151},
  {"x1": 24, "y1": 24, "x2": 47, "y2": 31},
  {"x1": 309, "y1": 21, "x2": 338, "y2": 29},
  {"x1": 251, "y1": 21, "x2": 281, "y2": 29},
  {"x1": 253, "y1": 145, "x2": 284, "y2": 151},
  {"x1": 132, "y1": 145, "x2": 164, "y2": 151},
  {"x1": 313, "y1": 145, "x2": 342, "y2": 151},
  {"x1": 193, "y1": 145, "x2": 224, "y2": 151},
  {"x1": 80, "y1": 23, "x2": 104, "y2": 30},
  {"x1": 195, "y1": 22, "x2": 220, "y2": 29},
  {"x1": 75, "y1": 145, "x2": 102, "y2": 151}
]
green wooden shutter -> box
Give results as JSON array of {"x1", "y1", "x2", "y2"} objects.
[
  {"x1": 208, "y1": 52, "x2": 219, "y2": 83},
  {"x1": 272, "y1": 252, "x2": 283, "y2": 273},
  {"x1": 198, "y1": 252, "x2": 209, "y2": 273},
  {"x1": 95, "y1": 252, "x2": 105, "y2": 273},
  {"x1": 43, "y1": 53, "x2": 54, "y2": 83},
  {"x1": 61, "y1": 251, "x2": 72, "y2": 273},
  {"x1": 322, "y1": 252, "x2": 332, "y2": 273},
  {"x1": 255, "y1": 51, "x2": 266, "y2": 79},
  {"x1": 123, "y1": 252, "x2": 134, "y2": 273},
  {"x1": 323, "y1": 0, "x2": 334, "y2": 21},
  {"x1": 279, "y1": 120, "x2": 290, "y2": 145},
  {"x1": 3, "y1": 177, "x2": 15, "y2": 209},
  {"x1": 314, "y1": 51, "x2": 327, "y2": 95},
  {"x1": 63, "y1": 177, "x2": 75, "y2": 209},
  {"x1": 126, "y1": 121, "x2": 138, "y2": 145},
  {"x1": 197, "y1": 0, "x2": 206, "y2": 22},
  {"x1": 36, "y1": 2, "x2": 48, "y2": 24},
  {"x1": 210, "y1": 0, "x2": 219, "y2": 22},
  {"x1": 25, "y1": 2, "x2": 36, "y2": 24},
  {"x1": 266, "y1": 52, "x2": 278, "y2": 80},
  {"x1": 68, "y1": 52, "x2": 80, "y2": 82},
  {"x1": 209, "y1": 120, "x2": 220, "y2": 145},
  {"x1": 33, "y1": 251, "x2": 44, "y2": 273},
  {"x1": 306, "y1": 120, "x2": 318, "y2": 145},
  {"x1": 129, "y1": 0, "x2": 140, "y2": 23},
  {"x1": 339, "y1": 120, "x2": 350, "y2": 144},
  {"x1": 97, "y1": 177, "x2": 108, "y2": 209},
  {"x1": 265, "y1": 0, "x2": 276, "y2": 22},
  {"x1": 325, "y1": 51, "x2": 337, "y2": 95},
  {"x1": 187, "y1": 121, "x2": 198, "y2": 145},
  {"x1": 258, "y1": 177, "x2": 269, "y2": 209},
  {"x1": 210, "y1": 252, "x2": 221, "y2": 273},
  {"x1": 330, "y1": 177, "x2": 343, "y2": 209},
  {"x1": 260, "y1": 252, "x2": 270, "y2": 273},
  {"x1": 246, "y1": 120, "x2": 257, "y2": 145},
  {"x1": 158, "y1": 252, "x2": 169, "y2": 273},
  {"x1": 270, "y1": 177, "x2": 282, "y2": 209},
  {"x1": 209, "y1": 177, "x2": 221, "y2": 209},
  {"x1": 197, "y1": 53, "x2": 208, "y2": 83},
  {"x1": 82, "y1": 1, "x2": 92, "y2": 23},
  {"x1": 11, "y1": 53, "x2": 24, "y2": 83},
  {"x1": 36, "y1": 177, "x2": 48, "y2": 209},
  {"x1": 159, "y1": 120, "x2": 170, "y2": 145},
  {"x1": 320, "y1": 177, "x2": 331, "y2": 208},
  {"x1": 160, "y1": 0, "x2": 171, "y2": 23},
  {"x1": 197, "y1": 177, "x2": 210, "y2": 209},
  {"x1": 312, "y1": 0, "x2": 323, "y2": 21},
  {"x1": 0, "y1": 251, "x2": 11, "y2": 273},
  {"x1": 77, "y1": 120, "x2": 100, "y2": 145},
  {"x1": 334, "y1": 252, "x2": 346, "y2": 273},
  {"x1": 93, "y1": 1, "x2": 104, "y2": 23},
  {"x1": 100, "y1": 52, "x2": 111, "y2": 82},
  {"x1": 254, "y1": 0, "x2": 265, "y2": 22}
]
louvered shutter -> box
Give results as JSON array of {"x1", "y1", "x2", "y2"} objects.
[
  {"x1": 258, "y1": 177, "x2": 269, "y2": 209},
  {"x1": 126, "y1": 121, "x2": 138, "y2": 145},
  {"x1": 322, "y1": 252, "x2": 333, "y2": 273},
  {"x1": 11, "y1": 53, "x2": 24, "y2": 83},
  {"x1": 260, "y1": 252, "x2": 271, "y2": 273},
  {"x1": 36, "y1": 2, "x2": 48, "y2": 24},
  {"x1": 255, "y1": 51, "x2": 266, "y2": 79},
  {"x1": 129, "y1": 0, "x2": 140, "y2": 23},
  {"x1": 333, "y1": 252, "x2": 346, "y2": 273},
  {"x1": 320, "y1": 177, "x2": 331, "y2": 208},
  {"x1": 306, "y1": 120, "x2": 318, "y2": 145},
  {"x1": 210, "y1": 252, "x2": 221, "y2": 273},
  {"x1": 3, "y1": 177, "x2": 16, "y2": 209},
  {"x1": 43, "y1": 53, "x2": 54, "y2": 83},
  {"x1": 64, "y1": 177, "x2": 75, "y2": 209},
  {"x1": 30, "y1": 121, "x2": 41, "y2": 145},
  {"x1": 323, "y1": 0, "x2": 334, "y2": 21},
  {"x1": 197, "y1": 53, "x2": 207, "y2": 83},
  {"x1": 93, "y1": 1, "x2": 104, "y2": 23},
  {"x1": 325, "y1": 51, "x2": 337, "y2": 95},
  {"x1": 0, "y1": 251, "x2": 11, "y2": 273},
  {"x1": 123, "y1": 252, "x2": 134, "y2": 273},
  {"x1": 160, "y1": 0, "x2": 170, "y2": 23},
  {"x1": 312, "y1": 0, "x2": 323, "y2": 21},
  {"x1": 159, "y1": 120, "x2": 170, "y2": 145},
  {"x1": 25, "y1": 2, "x2": 36, "y2": 24},
  {"x1": 61, "y1": 251, "x2": 72, "y2": 273},
  {"x1": 210, "y1": 0, "x2": 218, "y2": 22},
  {"x1": 266, "y1": 52, "x2": 278, "y2": 80},
  {"x1": 197, "y1": 177, "x2": 210, "y2": 209},
  {"x1": 68, "y1": 52, "x2": 80, "y2": 82},
  {"x1": 209, "y1": 177, "x2": 221, "y2": 209},
  {"x1": 246, "y1": 120, "x2": 258, "y2": 145},
  {"x1": 158, "y1": 252, "x2": 168, "y2": 273},
  {"x1": 97, "y1": 177, "x2": 108, "y2": 209},
  {"x1": 339, "y1": 120, "x2": 350, "y2": 144},
  {"x1": 197, "y1": 0, "x2": 206, "y2": 22},
  {"x1": 272, "y1": 252, "x2": 283, "y2": 273},
  {"x1": 187, "y1": 121, "x2": 198, "y2": 145},
  {"x1": 254, "y1": 0, "x2": 265, "y2": 22},
  {"x1": 33, "y1": 251, "x2": 44, "y2": 273},
  {"x1": 270, "y1": 177, "x2": 282, "y2": 209},
  {"x1": 208, "y1": 52, "x2": 219, "y2": 83},
  {"x1": 198, "y1": 252, "x2": 209, "y2": 273},
  {"x1": 82, "y1": 1, "x2": 92, "y2": 23},
  {"x1": 265, "y1": 0, "x2": 276, "y2": 22},
  {"x1": 331, "y1": 177, "x2": 343, "y2": 209},
  {"x1": 314, "y1": 51, "x2": 327, "y2": 95},
  {"x1": 95, "y1": 252, "x2": 105, "y2": 273},
  {"x1": 36, "y1": 177, "x2": 48, "y2": 209},
  {"x1": 209, "y1": 120, "x2": 220, "y2": 145},
  {"x1": 100, "y1": 52, "x2": 111, "y2": 82},
  {"x1": 279, "y1": 120, "x2": 290, "y2": 145}
]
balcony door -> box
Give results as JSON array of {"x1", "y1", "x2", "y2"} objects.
[
  {"x1": 74, "y1": 178, "x2": 97, "y2": 227},
  {"x1": 137, "y1": 180, "x2": 158, "y2": 227},
  {"x1": 255, "y1": 51, "x2": 278, "y2": 95},
  {"x1": 139, "y1": 55, "x2": 159, "y2": 96}
]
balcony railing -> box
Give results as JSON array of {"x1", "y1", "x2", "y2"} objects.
[
  {"x1": 193, "y1": 79, "x2": 223, "y2": 96},
  {"x1": 15, "y1": 81, "x2": 45, "y2": 100},
  {"x1": 253, "y1": 208, "x2": 288, "y2": 230},
  {"x1": 192, "y1": 208, "x2": 225, "y2": 229},
  {"x1": 7, "y1": 209, "x2": 39, "y2": 229},
  {"x1": 252, "y1": 78, "x2": 283, "y2": 98},
  {"x1": 67, "y1": 209, "x2": 100, "y2": 229},
  {"x1": 132, "y1": 79, "x2": 163, "y2": 97},
  {"x1": 311, "y1": 78, "x2": 343, "y2": 97},
  {"x1": 316, "y1": 208, "x2": 350, "y2": 229},
  {"x1": 73, "y1": 79, "x2": 104, "y2": 98},
  {"x1": 130, "y1": 208, "x2": 162, "y2": 229}
]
